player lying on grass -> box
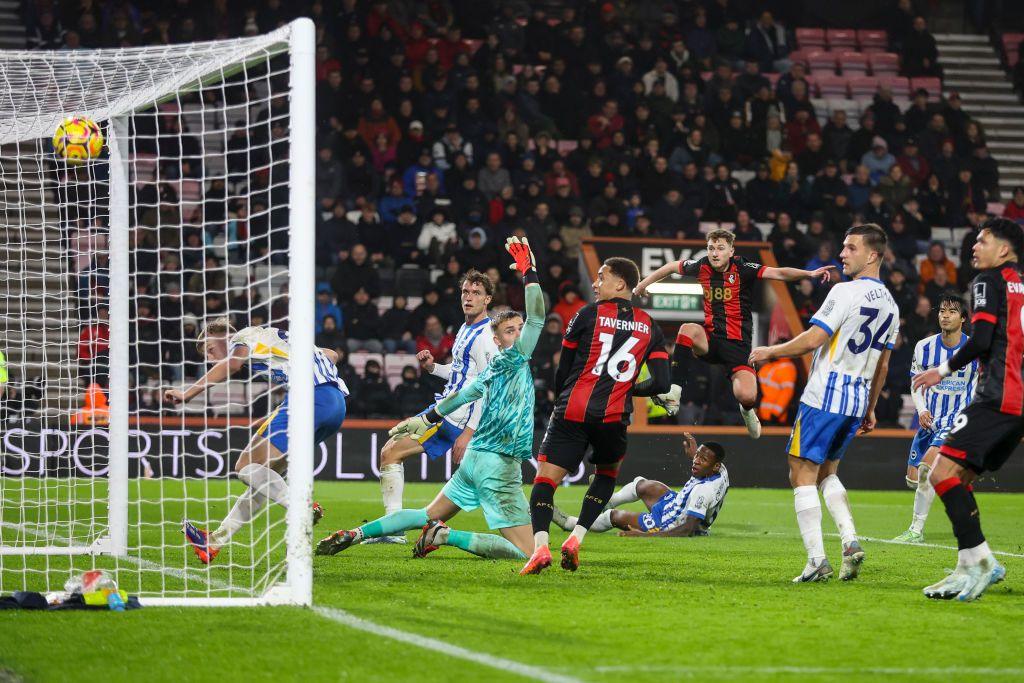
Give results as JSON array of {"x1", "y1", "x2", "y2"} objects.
[
  {"x1": 634, "y1": 229, "x2": 835, "y2": 439},
  {"x1": 552, "y1": 433, "x2": 728, "y2": 537},
  {"x1": 911, "y1": 218, "x2": 1021, "y2": 601},
  {"x1": 316, "y1": 238, "x2": 542, "y2": 561},
  {"x1": 369, "y1": 270, "x2": 498, "y2": 544},
  {"x1": 166, "y1": 318, "x2": 348, "y2": 564},
  {"x1": 750, "y1": 224, "x2": 897, "y2": 583},
  {"x1": 894, "y1": 295, "x2": 977, "y2": 544}
]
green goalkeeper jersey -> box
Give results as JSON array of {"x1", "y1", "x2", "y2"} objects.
[{"x1": 436, "y1": 283, "x2": 544, "y2": 460}]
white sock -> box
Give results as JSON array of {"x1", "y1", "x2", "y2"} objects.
[
  {"x1": 794, "y1": 485, "x2": 826, "y2": 563},
  {"x1": 237, "y1": 462, "x2": 289, "y2": 509},
  {"x1": 380, "y1": 463, "x2": 405, "y2": 515},
  {"x1": 910, "y1": 476, "x2": 935, "y2": 534},
  {"x1": 819, "y1": 474, "x2": 857, "y2": 547},
  {"x1": 606, "y1": 477, "x2": 644, "y2": 508},
  {"x1": 570, "y1": 524, "x2": 588, "y2": 544},
  {"x1": 588, "y1": 510, "x2": 613, "y2": 533},
  {"x1": 210, "y1": 488, "x2": 267, "y2": 547},
  {"x1": 968, "y1": 541, "x2": 993, "y2": 565},
  {"x1": 957, "y1": 549, "x2": 971, "y2": 569},
  {"x1": 534, "y1": 531, "x2": 549, "y2": 549}
]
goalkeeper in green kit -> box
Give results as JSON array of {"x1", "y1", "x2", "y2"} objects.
[{"x1": 316, "y1": 237, "x2": 543, "y2": 560}]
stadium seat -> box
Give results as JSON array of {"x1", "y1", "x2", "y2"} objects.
[
  {"x1": 131, "y1": 153, "x2": 158, "y2": 183},
  {"x1": 796, "y1": 27, "x2": 826, "y2": 50},
  {"x1": 826, "y1": 29, "x2": 857, "y2": 50},
  {"x1": 394, "y1": 266, "x2": 430, "y2": 297},
  {"x1": 848, "y1": 76, "x2": 880, "y2": 98},
  {"x1": 857, "y1": 29, "x2": 888, "y2": 51},
  {"x1": 806, "y1": 50, "x2": 838, "y2": 74},
  {"x1": 787, "y1": 49, "x2": 810, "y2": 68},
  {"x1": 825, "y1": 98, "x2": 859, "y2": 117},
  {"x1": 810, "y1": 97, "x2": 828, "y2": 114},
  {"x1": 384, "y1": 353, "x2": 417, "y2": 389},
  {"x1": 839, "y1": 51, "x2": 869, "y2": 76},
  {"x1": 557, "y1": 140, "x2": 579, "y2": 155},
  {"x1": 1003, "y1": 33, "x2": 1023, "y2": 66},
  {"x1": 910, "y1": 77, "x2": 942, "y2": 100},
  {"x1": 815, "y1": 74, "x2": 848, "y2": 98},
  {"x1": 878, "y1": 75, "x2": 910, "y2": 98},
  {"x1": 869, "y1": 52, "x2": 900, "y2": 76},
  {"x1": 349, "y1": 352, "x2": 385, "y2": 377}
]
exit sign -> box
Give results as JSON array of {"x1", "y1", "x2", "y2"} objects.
[{"x1": 650, "y1": 293, "x2": 703, "y2": 311}]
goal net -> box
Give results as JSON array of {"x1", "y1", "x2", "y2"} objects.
[{"x1": 0, "y1": 19, "x2": 317, "y2": 605}]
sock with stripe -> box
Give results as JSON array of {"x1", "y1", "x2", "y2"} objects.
[
  {"x1": 530, "y1": 477, "x2": 557, "y2": 548},
  {"x1": 819, "y1": 474, "x2": 857, "y2": 547},
  {"x1": 794, "y1": 485, "x2": 826, "y2": 563},
  {"x1": 607, "y1": 476, "x2": 644, "y2": 508},
  {"x1": 572, "y1": 472, "x2": 618, "y2": 544},
  {"x1": 358, "y1": 508, "x2": 429, "y2": 540},
  {"x1": 935, "y1": 477, "x2": 985, "y2": 566},
  {"x1": 672, "y1": 332, "x2": 694, "y2": 389},
  {"x1": 444, "y1": 529, "x2": 527, "y2": 560}
]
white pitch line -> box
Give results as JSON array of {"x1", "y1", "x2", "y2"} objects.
[
  {"x1": 839, "y1": 533, "x2": 1024, "y2": 559},
  {"x1": 313, "y1": 606, "x2": 586, "y2": 683},
  {"x1": 0, "y1": 520, "x2": 237, "y2": 592},
  {"x1": 593, "y1": 665, "x2": 1024, "y2": 677}
]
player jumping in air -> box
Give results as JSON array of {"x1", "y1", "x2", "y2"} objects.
[
  {"x1": 167, "y1": 319, "x2": 348, "y2": 564},
  {"x1": 750, "y1": 224, "x2": 898, "y2": 583},
  {"x1": 911, "y1": 217, "x2": 1023, "y2": 601},
  {"x1": 894, "y1": 295, "x2": 977, "y2": 544},
  {"x1": 553, "y1": 433, "x2": 729, "y2": 538},
  {"x1": 371, "y1": 270, "x2": 498, "y2": 543},
  {"x1": 521, "y1": 257, "x2": 671, "y2": 575},
  {"x1": 634, "y1": 229, "x2": 835, "y2": 439},
  {"x1": 316, "y1": 238, "x2": 542, "y2": 560}
]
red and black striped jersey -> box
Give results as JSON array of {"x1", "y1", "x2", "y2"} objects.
[
  {"x1": 968, "y1": 264, "x2": 1024, "y2": 415},
  {"x1": 554, "y1": 298, "x2": 668, "y2": 423},
  {"x1": 680, "y1": 255, "x2": 765, "y2": 346}
]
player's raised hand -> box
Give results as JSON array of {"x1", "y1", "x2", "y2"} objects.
[
  {"x1": 633, "y1": 282, "x2": 650, "y2": 298},
  {"x1": 809, "y1": 265, "x2": 838, "y2": 284},
  {"x1": 416, "y1": 349, "x2": 435, "y2": 373},
  {"x1": 748, "y1": 346, "x2": 773, "y2": 365},
  {"x1": 505, "y1": 236, "x2": 536, "y2": 274},
  {"x1": 912, "y1": 368, "x2": 942, "y2": 392},
  {"x1": 388, "y1": 415, "x2": 431, "y2": 439},
  {"x1": 681, "y1": 432, "x2": 697, "y2": 457},
  {"x1": 163, "y1": 388, "x2": 186, "y2": 404}
]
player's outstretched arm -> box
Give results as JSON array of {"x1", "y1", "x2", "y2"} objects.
[
  {"x1": 748, "y1": 325, "x2": 829, "y2": 365},
  {"x1": 761, "y1": 265, "x2": 836, "y2": 285},
  {"x1": 390, "y1": 373, "x2": 490, "y2": 439},
  {"x1": 164, "y1": 346, "x2": 248, "y2": 404},
  {"x1": 634, "y1": 261, "x2": 679, "y2": 297}
]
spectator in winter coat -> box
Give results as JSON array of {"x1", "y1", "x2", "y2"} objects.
[
  {"x1": 355, "y1": 360, "x2": 393, "y2": 418},
  {"x1": 919, "y1": 241, "x2": 958, "y2": 290},
  {"x1": 743, "y1": 10, "x2": 792, "y2": 73},
  {"x1": 477, "y1": 152, "x2": 511, "y2": 199},
  {"x1": 552, "y1": 283, "x2": 586, "y2": 333},
  {"x1": 456, "y1": 227, "x2": 499, "y2": 273},
  {"x1": 415, "y1": 314, "x2": 455, "y2": 361},
  {"x1": 896, "y1": 138, "x2": 930, "y2": 187},
  {"x1": 861, "y1": 136, "x2": 896, "y2": 181},
  {"x1": 416, "y1": 209, "x2": 458, "y2": 256},
  {"x1": 315, "y1": 283, "x2": 343, "y2": 334},
  {"x1": 343, "y1": 287, "x2": 382, "y2": 353},
  {"x1": 393, "y1": 365, "x2": 435, "y2": 417},
  {"x1": 379, "y1": 295, "x2": 417, "y2": 354},
  {"x1": 330, "y1": 244, "x2": 381, "y2": 301},
  {"x1": 1003, "y1": 186, "x2": 1024, "y2": 223}
]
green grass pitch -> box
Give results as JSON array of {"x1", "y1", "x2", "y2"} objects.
[{"x1": 3, "y1": 481, "x2": 1024, "y2": 682}]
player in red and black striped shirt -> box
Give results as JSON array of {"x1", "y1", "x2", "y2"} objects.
[
  {"x1": 912, "y1": 218, "x2": 1024, "y2": 601},
  {"x1": 635, "y1": 229, "x2": 834, "y2": 438},
  {"x1": 521, "y1": 257, "x2": 670, "y2": 575}
]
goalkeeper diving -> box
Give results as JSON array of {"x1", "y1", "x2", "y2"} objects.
[
  {"x1": 166, "y1": 319, "x2": 348, "y2": 564},
  {"x1": 317, "y1": 237, "x2": 543, "y2": 560}
]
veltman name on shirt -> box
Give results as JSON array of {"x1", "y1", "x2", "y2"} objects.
[
  {"x1": 863, "y1": 286, "x2": 894, "y2": 304},
  {"x1": 599, "y1": 316, "x2": 651, "y2": 334}
]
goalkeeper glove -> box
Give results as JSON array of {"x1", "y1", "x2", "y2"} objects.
[
  {"x1": 388, "y1": 412, "x2": 440, "y2": 439},
  {"x1": 505, "y1": 236, "x2": 536, "y2": 275}
]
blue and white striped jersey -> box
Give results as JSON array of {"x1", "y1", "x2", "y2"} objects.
[
  {"x1": 429, "y1": 318, "x2": 498, "y2": 430},
  {"x1": 802, "y1": 278, "x2": 900, "y2": 417},
  {"x1": 660, "y1": 465, "x2": 730, "y2": 531},
  {"x1": 911, "y1": 332, "x2": 977, "y2": 432},
  {"x1": 229, "y1": 326, "x2": 348, "y2": 393}
]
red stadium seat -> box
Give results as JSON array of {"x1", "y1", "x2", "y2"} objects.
[
  {"x1": 815, "y1": 74, "x2": 849, "y2": 98},
  {"x1": 796, "y1": 28, "x2": 826, "y2": 50},
  {"x1": 787, "y1": 49, "x2": 810, "y2": 68},
  {"x1": 910, "y1": 77, "x2": 942, "y2": 100},
  {"x1": 826, "y1": 29, "x2": 857, "y2": 50},
  {"x1": 840, "y1": 51, "x2": 869, "y2": 76},
  {"x1": 857, "y1": 29, "x2": 888, "y2": 51},
  {"x1": 877, "y1": 75, "x2": 910, "y2": 98},
  {"x1": 869, "y1": 52, "x2": 900, "y2": 75},
  {"x1": 1003, "y1": 33, "x2": 1024, "y2": 67},
  {"x1": 848, "y1": 76, "x2": 880, "y2": 98},
  {"x1": 807, "y1": 50, "x2": 838, "y2": 74}
]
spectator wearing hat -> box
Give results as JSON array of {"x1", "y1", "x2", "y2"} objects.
[
  {"x1": 393, "y1": 364, "x2": 435, "y2": 417},
  {"x1": 861, "y1": 136, "x2": 896, "y2": 181},
  {"x1": 316, "y1": 314, "x2": 345, "y2": 353},
  {"x1": 396, "y1": 120, "x2": 427, "y2": 169},
  {"x1": 904, "y1": 89, "x2": 934, "y2": 137},
  {"x1": 896, "y1": 137, "x2": 930, "y2": 187},
  {"x1": 315, "y1": 282, "x2": 343, "y2": 334},
  {"x1": 457, "y1": 227, "x2": 499, "y2": 273},
  {"x1": 353, "y1": 359, "x2": 392, "y2": 418}
]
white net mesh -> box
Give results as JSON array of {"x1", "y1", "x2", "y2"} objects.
[{"x1": 0, "y1": 22, "x2": 314, "y2": 604}]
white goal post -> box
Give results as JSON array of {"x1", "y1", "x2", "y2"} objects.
[{"x1": 0, "y1": 19, "x2": 316, "y2": 606}]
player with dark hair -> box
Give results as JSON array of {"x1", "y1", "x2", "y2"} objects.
[
  {"x1": 751, "y1": 224, "x2": 898, "y2": 583},
  {"x1": 912, "y1": 217, "x2": 1024, "y2": 601},
  {"x1": 894, "y1": 294, "x2": 977, "y2": 543},
  {"x1": 521, "y1": 256, "x2": 671, "y2": 575},
  {"x1": 635, "y1": 228, "x2": 835, "y2": 439},
  {"x1": 553, "y1": 433, "x2": 729, "y2": 538}
]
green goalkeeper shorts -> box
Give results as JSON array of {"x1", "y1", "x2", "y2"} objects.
[{"x1": 441, "y1": 448, "x2": 531, "y2": 529}]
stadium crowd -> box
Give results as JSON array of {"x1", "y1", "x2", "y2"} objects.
[{"x1": 19, "y1": 0, "x2": 1017, "y2": 426}]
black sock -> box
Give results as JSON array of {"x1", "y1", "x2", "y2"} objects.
[
  {"x1": 530, "y1": 478, "x2": 557, "y2": 535},
  {"x1": 577, "y1": 473, "x2": 617, "y2": 530},
  {"x1": 936, "y1": 479, "x2": 985, "y2": 550},
  {"x1": 672, "y1": 334, "x2": 694, "y2": 389}
]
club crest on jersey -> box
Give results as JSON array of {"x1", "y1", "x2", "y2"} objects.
[{"x1": 727, "y1": 273, "x2": 736, "y2": 284}]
